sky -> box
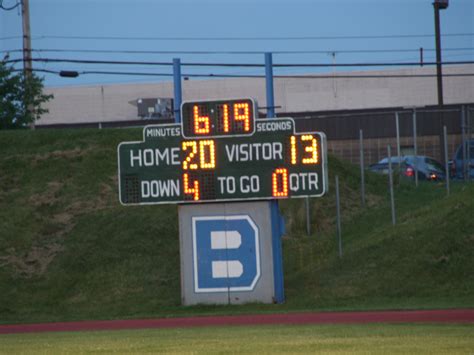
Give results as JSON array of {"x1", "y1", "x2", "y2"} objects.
[{"x1": 1, "y1": 0, "x2": 473, "y2": 87}]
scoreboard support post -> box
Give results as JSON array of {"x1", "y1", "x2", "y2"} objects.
[
  {"x1": 265, "y1": 52, "x2": 275, "y2": 118},
  {"x1": 173, "y1": 58, "x2": 182, "y2": 123},
  {"x1": 264, "y1": 53, "x2": 285, "y2": 302},
  {"x1": 270, "y1": 200, "x2": 285, "y2": 303}
]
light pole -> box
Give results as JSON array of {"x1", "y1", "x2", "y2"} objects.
[
  {"x1": 433, "y1": 0, "x2": 448, "y2": 107},
  {"x1": 433, "y1": 0, "x2": 449, "y2": 163},
  {"x1": 21, "y1": 0, "x2": 33, "y2": 129}
]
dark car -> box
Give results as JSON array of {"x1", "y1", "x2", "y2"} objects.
[
  {"x1": 450, "y1": 139, "x2": 474, "y2": 180},
  {"x1": 369, "y1": 155, "x2": 446, "y2": 181}
]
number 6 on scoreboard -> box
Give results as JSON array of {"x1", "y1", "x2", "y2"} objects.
[{"x1": 193, "y1": 105, "x2": 210, "y2": 134}]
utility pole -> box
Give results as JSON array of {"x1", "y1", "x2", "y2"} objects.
[
  {"x1": 433, "y1": 0, "x2": 445, "y2": 107},
  {"x1": 433, "y1": 0, "x2": 448, "y2": 162},
  {"x1": 21, "y1": 0, "x2": 34, "y2": 129}
]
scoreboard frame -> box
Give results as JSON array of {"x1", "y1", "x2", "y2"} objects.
[{"x1": 118, "y1": 98, "x2": 328, "y2": 206}]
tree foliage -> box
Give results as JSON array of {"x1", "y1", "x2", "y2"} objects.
[{"x1": 0, "y1": 61, "x2": 53, "y2": 129}]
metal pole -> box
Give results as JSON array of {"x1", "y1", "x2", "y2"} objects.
[
  {"x1": 359, "y1": 129, "x2": 366, "y2": 207},
  {"x1": 21, "y1": 0, "x2": 34, "y2": 129},
  {"x1": 388, "y1": 145, "x2": 396, "y2": 226},
  {"x1": 467, "y1": 106, "x2": 472, "y2": 180},
  {"x1": 173, "y1": 58, "x2": 182, "y2": 123},
  {"x1": 413, "y1": 109, "x2": 419, "y2": 187},
  {"x1": 265, "y1": 53, "x2": 283, "y2": 244},
  {"x1": 433, "y1": 2, "x2": 444, "y2": 107},
  {"x1": 395, "y1": 112, "x2": 401, "y2": 177},
  {"x1": 265, "y1": 52, "x2": 275, "y2": 118},
  {"x1": 443, "y1": 126, "x2": 450, "y2": 196},
  {"x1": 305, "y1": 197, "x2": 311, "y2": 236},
  {"x1": 434, "y1": 1, "x2": 447, "y2": 164},
  {"x1": 335, "y1": 175, "x2": 342, "y2": 258},
  {"x1": 263, "y1": 53, "x2": 286, "y2": 303},
  {"x1": 461, "y1": 105, "x2": 468, "y2": 181}
]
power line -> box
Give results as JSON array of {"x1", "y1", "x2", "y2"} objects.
[
  {"x1": 0, "y1": 0, "x2": 20, "y2": 11},
  {"x1": 2, "y1": 47, "x2": 474, "y2": 55},
  {"x1": 20, "y1": 68, "x2": 474, "y2": 79},
  {"x1": 5, "y1": 57, "x2": 474, "y2": 67},
  {"x1": 277, "y1": 73, "x2": 474, "y2": 79},
  {"x1": 29, "y1": 33, "x2": 474, "y2": 41},
  {"x1": 2, "y1": 33, "x2": 474, "y2": 42}
]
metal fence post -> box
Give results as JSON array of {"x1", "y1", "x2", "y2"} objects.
[
  {"x1": 468, "y1": 106, "x2": 472, "y2": 180},
  {"x1": 359, "y1": 129, "x2": 366, "y2": 207},
  {"x1": 412, "y1": 108, "x2": 418, "y2": 187},
  {"x1": 395, "y1": 112, "x2": 401, "y2": 176},
  {"x1": 305, "y1": 197, "x2": 311, "y2": 236},
  {"x1": 335, "y1": 175, "x2": 342, "y2": 258},
  {"x1": 461, "y1": 105, "x2": 468, "y2": 181},
  {"x1": 388, "y1": 145, "x2": 396, "y2": 225},
  {"x1": 443, "y1": 125, "x2": 450, "y2": 196}
]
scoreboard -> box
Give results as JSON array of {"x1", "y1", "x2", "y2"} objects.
[{"x1": 118, "y1": 98, "x2": 327, "y2": 205}]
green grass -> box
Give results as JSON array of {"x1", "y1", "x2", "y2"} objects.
[
  {"x1": 1, "y1": 324, "x2": 473, "y2": 354},
  {"x1": 0, "y1": 128, "x2": 473, "y2": 324},
  {"x1": 282, "y1": 182, "x2": 474, "y2": 311}
]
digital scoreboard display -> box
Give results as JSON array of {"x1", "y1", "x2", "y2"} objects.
[
  {"x1": 181, "y1": 98, "x2": 256, "y2": 138},
  {"x1": 118, "y1": 98, "x2": 327, "y2": 205}
]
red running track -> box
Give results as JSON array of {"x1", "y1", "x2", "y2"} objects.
[{"x1": 1, "y1": 309, "x2": 473, "y2": 335}]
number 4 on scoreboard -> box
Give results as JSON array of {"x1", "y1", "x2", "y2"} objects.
[{"x1": 183, "y1": 173, "x2": 200, "y2": 201}]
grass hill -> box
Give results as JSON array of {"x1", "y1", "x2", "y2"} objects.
[{"x1": 0, "y1": 128, "x2": 473, "y2": 324}]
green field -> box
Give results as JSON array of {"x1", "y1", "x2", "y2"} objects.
[
  {"x1": 1, "y1": 324, "x2": 473, "y2": 354},
  {"x1": 0, "y1": 128, "x2": 473, "y2": 324}
]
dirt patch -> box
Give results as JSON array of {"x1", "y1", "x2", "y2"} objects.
[
  {"x1": 29, "y1": 181, "x2": 64, "y2": 207},
  {"x1": 53, "y1": 212, "x2": 74, "y2": 225},
  {"x1": 0, "y1": 244, "x2": 64, "y2": 278},
  {"x1": 96, "y1": 182, "x2": 114, "y2": 209},
  {"x1": 64, "y1": 185, "x2": 113, "y2": 215},
  {"x1": 33, "y1": 148, "x2": 90, "y2": 162},
  {"x1": 6, "y1": 179, "x2": 117, "y2": 278}
]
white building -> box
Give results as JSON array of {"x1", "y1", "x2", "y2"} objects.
[{"x1": 40, "y1": 64, "x2": 474, "y2": 125}]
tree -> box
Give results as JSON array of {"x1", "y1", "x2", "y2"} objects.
[{"x1": 0, "y1": 61, "x2": 53, "y2": 129}]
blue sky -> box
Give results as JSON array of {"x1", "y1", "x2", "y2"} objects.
[{"x1": 1, "y1": 0, "x2": 473, "y2": 87}]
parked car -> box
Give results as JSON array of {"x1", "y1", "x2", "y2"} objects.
[
  {"x1": 450, "y1": 139, "x2": 474, "y2": 180},
  {"x1": 369, "y1": 155, "x2": 446, "y2": 181}
]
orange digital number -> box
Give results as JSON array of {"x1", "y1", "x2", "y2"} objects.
[
  {"x1": 222, "y1": 104, "x2": 230, "y2": 133},
  {"x1": 290, "y1": 135, "x2": 297, "y2": 165},
  {"x1": 290, "y1": 135, "x2": 319, "y2": 165},
  {"x1": 199, "y1": 140, "x2": 216, "y2": 169},
  {"x1": 301, "y1": 135, "x2": 318, "y2": 164},
  {"x1": 183, "y1": 173, "x2": 200, "y2": 201},
  {"x1": 182, "y1": 141, "x2": 198, "y2": 170},
  {"x1": 234, "y1": 102, "x2": 251, "y2": 132},
  {"x1": 183, "y1": 140, "x2": 216, "y2": 170},
  {"x1": 272, "y1": 168, "x2": 289, "y2": 197},
  {"x1": 193, "y1": 105, "x2": 210, "y2": 135}
]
